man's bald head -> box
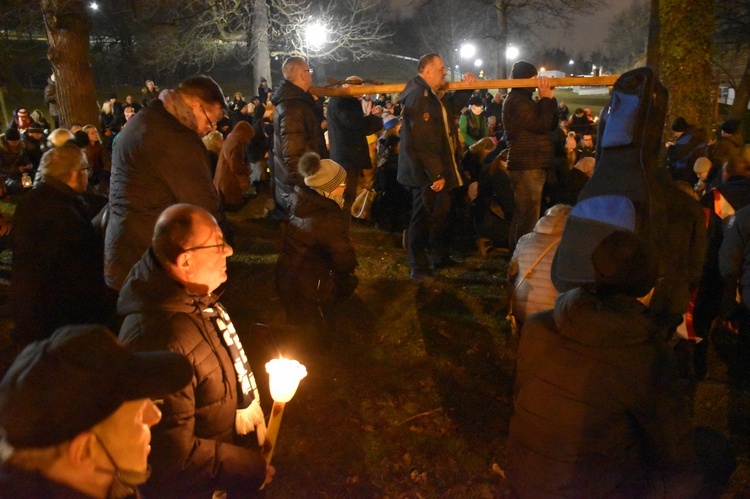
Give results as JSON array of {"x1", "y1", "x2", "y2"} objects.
[
  {"x1": 282, "y1": 57, "x2": 313, "y2": 92},
  {"x1": 152, "y1": 204, "x2": 217, "y2": 264}
]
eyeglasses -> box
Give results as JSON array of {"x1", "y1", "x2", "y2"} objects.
[
  {"x1": 304, "y1": 67, "x2": 314, "y2": 74},
  {"x1": 199, "y1": 104, "x2": 217, "y2": 130},
  {"x1": 80, "y1": 166, "x2": 92, "y2": 173},
  {"x1": 181, "y1": 241, "x2": 226, "y2": 254}
]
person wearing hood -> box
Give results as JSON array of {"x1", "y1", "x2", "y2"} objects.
[
  {"x1": 502, "y1": 60, "x2": 558, "y2": 249},
  {"x1": 397, "y1": 53, "x2": 476, "y2": 281},
  {"x1": 507, "y1": 229, "x2": 736, "y2": 498},
  {"x1": 270, "y1": 56, "x2": 327, "y2": 218},
  {"x1": 118, "y1": 204, "x2": 274, "y2": 496},
  {"x1": 275, "y1": 153, "x2": 358, "y2": 330},
  {"x1": 709, "y1": 118, "x2": 745, "y2": 173},
  {"x1": 213, "y1": 120, "x2": 255, "y2": 210}
]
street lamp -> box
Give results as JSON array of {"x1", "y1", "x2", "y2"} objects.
[
  {"x1": 506, "y1": 45, "x2": 520, "y2": 60},
  {"x1": 305, "y1": 21, "x2": 327, "y2": 51},
  {"x1": 89, "y1": 1, "x2": 99, "y2": 10},
  {"x1": 459, "y1": 43, "x2": 476, "y2": 76},
  {"x1": 474, "y1": 59, "x2": 483, "y2": 68}
]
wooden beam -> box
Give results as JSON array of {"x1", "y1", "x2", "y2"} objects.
[{"x1": 310, "y1": 76, "x2": 619, "y2": 97}]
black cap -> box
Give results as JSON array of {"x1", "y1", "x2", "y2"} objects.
[
  {"x1": 722, "y1": 118, "x2": 740, "y2": 135},
  {"x1": 511, "y1": 60, "x2": 538, "y2": 79},
  {"x1": 3, "y1": 128, "x2": 20, "y2": 141},
  {"x1": 27, "y1": 122, "x2": 44, "y2": 133},
  {"x1": 468, "y1": 96, "x2": 483, "y2": 106},
  {"x1": 0, "y1": 325, "x2": 192, "y2": 448},
  {"x1": 671, "y1": 117, "x2": 689, "y2": 133}
]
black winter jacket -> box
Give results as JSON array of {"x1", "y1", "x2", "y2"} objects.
[
  {"x1": 327, "y1": 96, "x2": 383, "y2": 171},
  {"x1": 276, "y1": 186, "x2": 357, "y2": 321},
  {"x1": 11, "y1": 179, "x2": 115, "y2": 346},
  {"x1": 271, "y1": 80, "x2": 326, "y2": 213},
  {"x1": 502, "y1": 88, "x2": 558, "y2": 172},
  {"x1": 397, "y1": 75, "x2": 471, "y2": 188},
  {"x1": 507, "y1": 288, "x2": 697, "y2": 498},
  {"x1": 118, "y1": 249, "x2": 266, "y2": 497},
  {"x1": 105, "y1": 98, "x2": 222, "y2": 291}
]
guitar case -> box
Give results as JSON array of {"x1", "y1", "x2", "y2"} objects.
[{"x1": 553, "y1": 66, "x2": 669, "y2": 291}]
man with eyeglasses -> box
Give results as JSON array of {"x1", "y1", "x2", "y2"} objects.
[
  {"x1": 11, "y1": 143, "x2": 117, "y2": 348},
  {"x1": 106, "y1": 75, "x2": 228, "y2": 291},
  {"x1": 118, "y1": 203, "x2": 274, "y2": 496},
  {"x1": 270, "y1": 56, "x2": 328, "y2": 218}
]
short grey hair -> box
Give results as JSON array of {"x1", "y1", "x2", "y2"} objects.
[
  {"x1": 38, "y1": 143, "x2": 87, "y2": 182},
  {"x1": 282, "y1": 56, "x2": 307, "y2": 79}
]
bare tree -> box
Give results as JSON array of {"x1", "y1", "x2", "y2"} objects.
[
  {"x1": 714, "y1": 0, "x2": 750, "y2": 120},
  {"x1": 604, "y1": 0, "x2": 649, "y2": 72},
  {"x1": 42, "y1": 0, "x2": 99, "y2": 129}
]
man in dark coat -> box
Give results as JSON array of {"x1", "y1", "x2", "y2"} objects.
[
  {"x1": 327, "y1": 75, "x2": 384, "y2": 214},
  {"x1": 271, "y1": 56, "x2": 327, "y2": 217},
  {"x1": 11, "y1": 143, "x2": 116, "y2": 348},
  {"x1": 502, "y1": 60, "x2": 558, "y2": 248},
  {"x1": 397, "y1": 53, "x2": 476, "y2": 281},
  {"x1": 119, "y1": 204, "x2": 273, "y2": 497},
  {"x1": 666, "y1": 117, "x2": 706, "y2": 185},
  {"x1": 507, "y1": 230, "x2": 735, "y2": 498},
  {"x1": 105, "y1": 74, "x2": 227, "y2": 291}
]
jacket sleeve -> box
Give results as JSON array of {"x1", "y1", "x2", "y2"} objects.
[
  {"x1": 403, "y1": 93, "x2": 446, "y2": 182},
  {"x1": 226, "y1": 139, "x2": 250, "y2": 176},
  {"x1": 316, "y1": 212, "x2": 357, "y2": 274},
  {"x1": 718, "y1": 211, "x2": 747, "y2": 317},
  {"x1": 513, "y1": 97, "x2": 558, "y2": 135},
  {"x1": 121, "y1": 315, "x2": 267, "y2": 493},
  {"x1": 277, "y1": 103, "x2": 314, "y2": 187}
]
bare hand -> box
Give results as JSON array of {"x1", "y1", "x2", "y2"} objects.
[
  {"x1": 537, "y1": 76, "x2": 554, "y2": 99},
  {"x1": 263, "y1": 464, "x2": 276, "y2": 486},
  {"x1": 462, "y1": 73, "x2": 478, "y2": 85},
  {"x1": 431, "y1": 178, "x2": 446, "y2": 192},
  {"x1": 0, "y1": 221, "x2": 11, "y2": 237}
]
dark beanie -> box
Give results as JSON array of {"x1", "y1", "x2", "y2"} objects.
[
  {"x1": 671, "y1": 117, "x2": 689, "y2": 133},
  {"x1": 591, "y1": 230, "x2": 658, "y2": 297},
  {"x1": 511, "y1": 60, "x2": 538, "y2": 79},
  {"x1": 3, "y1": 128, "x2": 20, "y2": 141},
  {"x1": 722, "y1": 118, "x2": 740, "y2": 135},
  {"x1": 468, "y1": 96, "x2": 483, "y2": 106}
]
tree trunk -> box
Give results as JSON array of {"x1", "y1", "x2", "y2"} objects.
[
  {"x1": 495, "y1": 0, "x2": 509, "y2": 81},
  {"x1": 252, "y1": 0, "x2": 272, "y2": 90},
  {"x1": 42, "y1": 0, "x2": 99, "y2": 129},
  {"x1": 659, "y1": 0, "x2": 714, "y2": 136},
  {"x1": 646, "y1": 0, "x2": 660, "y2": 75},
  {"x1": 730, "y1": 55, "x2": 750, "y2": 120}
]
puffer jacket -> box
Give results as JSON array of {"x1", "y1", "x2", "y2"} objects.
[
  {"x1": 397, "y1": 75, "x2": 471, "y2": 189},
  {"x1": 276, "y1": 185, "x2": 357, "y2": 322},
  {"x1": 507, "y1": 288, "x2": 697, "y2": 498},
  {"x1": 271, "y1": 80, "x2": 326, "y2": 214},
  {"x1": 214, "y1": 121, "x2": 254, "y2": 207},
  {"x1": 118, "y1": 249, "x2": 266, "y2": 497},
  {"x1": 508, "y1": 208, "x2": 568, "y2": 323},
  {"x1": 105, "y1": 98, "x2": 222, "y2": 291},
  {"x1": 502, "y1": 88, "x2": 558, "y2": 172}
]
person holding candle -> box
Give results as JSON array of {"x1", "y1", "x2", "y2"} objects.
[{"x1": 118, "y1": 203, "x2": 274, "y2": 496}]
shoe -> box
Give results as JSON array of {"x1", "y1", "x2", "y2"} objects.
[
  {"x1": 431, "y1": 256, "x2": 460, "y2": 270},
  {"x1": 409, "y1": 268, "x2": 433, "y2": 282}
]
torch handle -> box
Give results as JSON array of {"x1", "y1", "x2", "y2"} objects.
[{"x1": 261, "y1": 401, "x2": 286, "y2": 464}]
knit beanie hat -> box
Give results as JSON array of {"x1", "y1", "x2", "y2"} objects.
[
  {"x1": 28, "y1": 122, "x2": 44, "y2": 133},
  {"x1": 511, "y1": 60, "x2": 538, "y2": 79},
  {"x1": 671, "y1": 117, "x2": 689, "y2": 133},
  {"x1": 591, "y1": 230, "x2": 658, "y2": 297},
  {"x1": 722, "y1": 119, "x2": 740, "y2": 135},
  {"x1": 3, "y1": 128, "x2": 20, "y2": 141},
  {"x1": 299, "y1": 153, "x2": 346, "y2": 194},
  {"x1": 383, "y1": 114, "x2": 399, "y2": 130},
  {"x1": 693, "y1": 157, "x2": 712, "y2": 174}
]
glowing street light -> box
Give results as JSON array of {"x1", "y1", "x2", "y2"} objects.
[
  {"x1": 569, "y1": 59, "x2": 575, "y2": 65},
  {"x1": 506, "y1": 45, "x2": 520, "y2": 60},
  {"x1": 474, "y1": 59, "x2": 483, "y2": 68},
  {"x1": 305, "y1": 21, "x2": 328, "y2": 51},
  {"x1": 460, "y1": 43, "x2": 476, "y2": 59},
  {"x1": 89, "y1": 1, "x2": 99, "y2": 10}
]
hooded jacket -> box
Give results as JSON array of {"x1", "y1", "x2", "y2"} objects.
[
  {"x1": 276, "y1": 185, "x2": 358, "y2": 322},
  {"x1": 118, "y1": 249, "x2": 266, "y2": 497},
  {"x1": 105, "y1": 98, "x2": 222, "y2": 291},
  {"x1": 502, "y1": 87, "x2": 558, "y2": 172},
  {"x1": 271, "y1": 79, "x2": 326, "y2": 214},
  {"x1": 508, "y1": 207, "x2": 569, "y2": 323},
  {"x1": 396, "y1": 75, "x2": 471, "y2": 189},
  {"x1": 213, "y1": 121, "x2": 254, "y2": 207},
  {"x1": 507, "y1": 288, "x2": 697, "y2": 498}
]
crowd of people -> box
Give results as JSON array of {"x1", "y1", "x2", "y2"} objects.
[{"x1": 0, "y1": 54, "x2": 748, "y2": 497}]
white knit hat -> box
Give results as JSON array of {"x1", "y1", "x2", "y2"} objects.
[{"x1": 303, "y1": 158, "x2": 346, "y2": 193}]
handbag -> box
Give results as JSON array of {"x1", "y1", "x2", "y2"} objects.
[
  {"x1": 506, "y1": 237, "x2": 561, "y2": 335},
  {"x1": 351, "y1": 188, "x2": 377, "y2": 220}
]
